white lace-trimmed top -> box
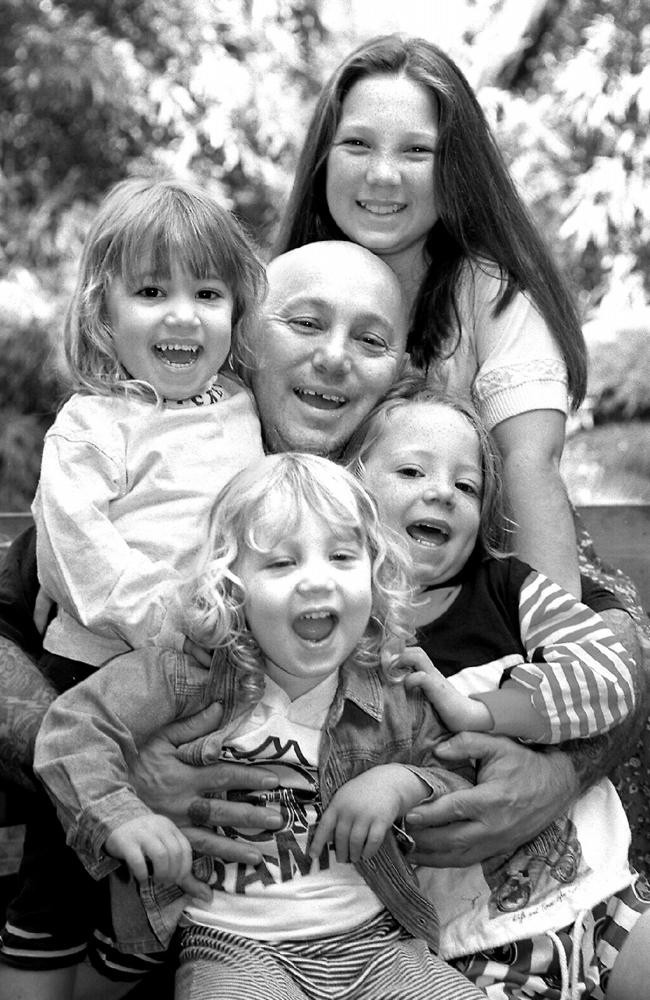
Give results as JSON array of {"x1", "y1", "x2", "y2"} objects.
[{"x1": 427, "y1": 262, "x2": 569, "y2": 430}]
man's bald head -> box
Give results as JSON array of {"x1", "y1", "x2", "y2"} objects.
[{"x1": 251, "y1": 241, "x2": 408, "y2": 457}]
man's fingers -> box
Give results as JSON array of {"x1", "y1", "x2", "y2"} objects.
[
  {"x1": 189, "y1": 762, "x2": 280, "y2": 797},
  {"x1": 183, "y1": 639, "x2": 212, "y2": 668},
  {"x1": 187, "y1": 797, "x2": 283, "y2": 832},
  {"x1": 434, "y1": 730, "x2": 502, "y2": 762},
  {"x1": 183, "y1": 827, "x2": 264, "y2": 865},
  {"x1": 178, "y1": 872, "x2": 212, "y2": 902},
  {"x1": 161, "y1": 703, "x2": 225, "y2": 748},
  {"x1": 406, "y1": 787, "x2": 478, "y2": 829}
]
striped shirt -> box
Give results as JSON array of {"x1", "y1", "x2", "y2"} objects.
[{"x1": 418, "y1": 556, "x2": 635, "y2": 743}]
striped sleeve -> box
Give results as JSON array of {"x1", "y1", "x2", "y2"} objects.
[{"x1": 507, "y1": 569, "x2": 636, "y2": 742}]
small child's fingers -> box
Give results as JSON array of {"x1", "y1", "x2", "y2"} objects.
[
  {"x1": 403, "y1": 669, "x2": 442, "y2": 700},
  {"x1": 333, "y1": 817, "x2": 353, "y2": 864},
  {"x1": 310, "y1": 811, "x2": 335, "y2": 861},
  {"x1": 165, "y1": 829, "x2": 195, "y2": 885},
  {"x1": 119, "y1": 845, "x2": 150, "y2": 884},
  {"x1": 360, "y1": 819, "x2": 388, "y2": 861},
  {"x1": 397, "y1": 646, "x2": 435, "y2": 672},
  {"x1": 347, "y1": 817, "x2": 376, "y2": 864}
]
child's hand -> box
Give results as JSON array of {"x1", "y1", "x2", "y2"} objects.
[
  {"x1": 310, "y1": 765, "x2": 428, "y2": 864},
  {"x1": 400, "y1": 647, "x2": 492, "y2": 733},
  {"x1": 105, "y1": 815, "x2": 211, "y2": 902}
]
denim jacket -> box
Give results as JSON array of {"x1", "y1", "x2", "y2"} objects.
[{"x1": 34, "y1": 646, "x2": 472, "y2": 954}]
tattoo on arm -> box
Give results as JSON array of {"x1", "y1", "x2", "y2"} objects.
[
  {"x1": 561, "y1": 610, "x2": 647, "y2": 795},
  {"x1": 0, "y1": 637, "x2": 56, "y2": 791}
]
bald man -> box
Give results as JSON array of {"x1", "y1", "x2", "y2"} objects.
[{"x1": 250, "y1": 241, "x2": 408, "y2": 456}]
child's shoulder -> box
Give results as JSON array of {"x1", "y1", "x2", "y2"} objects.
[
  {"x1": 47, "y1": 392, "x2": 140, "y2": 445},
  {"x1": 55, "y1": 391, "x2": 132, "y2": 421},
  {"x1": 480, "y1": 554, "x2": 536, "y2": 590}
]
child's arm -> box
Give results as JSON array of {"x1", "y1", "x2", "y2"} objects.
[
  {"x1": 34, "y1": 647, "x2": 204, "y2": 879},
  {"x1": 309, "y1": 764, "x2": 430, "y2": 863},
  {"x1": 403, "y1": 570, "x2": 637, "y2": 743},
  {"x1": 33, "y1": 402, "x2": 186, "y2": 651},
  {"x1": 401, "y1": 646, "x2": 549, "y2": 739},
  {"x1": 105, "y1": 814, "x2": 211, "y2": 902}
]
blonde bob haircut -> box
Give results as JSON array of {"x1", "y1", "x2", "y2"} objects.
[
  {"x1": 345, "y1": 384, "x2": 510, "y2": 558},
  {"x1": 185, "y1": 452, "x2": 415, "y2": 707},
  {"x1": 64, "y1": 176, "x2": 266, "y2": 398}
]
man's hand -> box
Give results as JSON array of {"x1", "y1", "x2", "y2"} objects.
[
  {"x1": 310, "y1": 764, "x2": 428, "y2": 864},
  {"x1": 405, "y1": 732, "x2": 579, "y2": 867},
  {"x1": 105, "y1": 815, "x2": 212, "y2": 902},
  {"x1": 129, "y1": 702, "x2": 283, "y2": 866}
]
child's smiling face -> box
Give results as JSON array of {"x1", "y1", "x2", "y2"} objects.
[
  {"x1": 106, "y1": 258, "x2": 233, "y2": 400},
  {"x1": 235, "y1": 499, "x2": 373, "y2": 700},
  {"x1": 361, "y1": 402, "x2": 482, "y2": 589}
]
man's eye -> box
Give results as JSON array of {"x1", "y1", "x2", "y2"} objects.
[
  {"x1": 358, "y1": 332, "x2": 387, "y2": 352},
  {"x1": 289, "y1": 317, "x2": 320, "y2": 332},
  {"x1": 136, "y1": 286, "x2": 163, "y2": 298}
]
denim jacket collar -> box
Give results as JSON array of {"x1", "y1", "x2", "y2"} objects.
[{"x1": 204, "y1": 651, "x2": 386, "y2": 734}]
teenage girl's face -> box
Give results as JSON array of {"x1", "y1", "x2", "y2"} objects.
[
  {"x1": 361, "y1": 404, "x2": 482, "y2": 589},
  {"x1": 105, "y1": 259, "x2": 234, "y2": 400},
  {"x1": 326, "y1": 74, "x2": 438, "y2": 273},
  {"x1": 235, "y1": 500, "x2": 373, "y2": 700}
]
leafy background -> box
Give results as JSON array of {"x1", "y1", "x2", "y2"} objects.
[{"x1": 1, "y1": 0, "x2": 648, "y2": 510}]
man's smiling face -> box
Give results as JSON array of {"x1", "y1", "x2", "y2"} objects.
[{"x1": 250, "y1": 242, "x2": 407, "y2": 456}]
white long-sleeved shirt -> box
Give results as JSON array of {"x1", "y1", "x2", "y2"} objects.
[{"x1": 33, "y1": 376, "x2": 264, "y2": 665}]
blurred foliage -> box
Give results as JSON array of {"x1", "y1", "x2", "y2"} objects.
[
  {"x1": 562, "y1": 421, "x2": 650, "y2": 503},
  {"x1": 0, "y1": 0, "x2": 648, "y2": 508},
  {"x1": 483, "y1": 0, "x2": 650, "y2": 318},
  {"x1": 587, "y1": 327, "x2": 650, "y2": 423}
]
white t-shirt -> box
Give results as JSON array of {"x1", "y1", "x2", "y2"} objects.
[{"x1": 183, "y1": 674, "x2": 384, "y2": 941}]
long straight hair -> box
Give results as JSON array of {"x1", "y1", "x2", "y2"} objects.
[{"x1": 275, "y1": 34, "x2": 586, "y2": 407}]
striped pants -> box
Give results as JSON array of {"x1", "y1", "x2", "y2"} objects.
[{"x1": 175, "y1": 911, "x2": 484, "y2": 1000}]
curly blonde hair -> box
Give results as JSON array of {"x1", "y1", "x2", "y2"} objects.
[
  {"x1": 64, "y1": 176, "x2": 266, "y2": 399},
  {"x1": 185, "y1": 453, "x2": 415, "y2": 707}
]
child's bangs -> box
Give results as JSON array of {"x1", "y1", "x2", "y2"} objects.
[
  {"x1": 243, "y1": 477, "x2": 366, "y2": 554},
  {"x1": 110, "y1": 193, "x2": 238, "y2": 286}
]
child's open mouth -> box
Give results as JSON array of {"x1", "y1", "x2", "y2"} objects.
[
  {"x1": 154, "y1": 343, "x2": 201, "y2": 367},
  {"x1": 407, "y1": 521, "x2": 450, "y2": 547},
  {"x1": 292, "y1": 611, "x2": 337, "y2": 642}
]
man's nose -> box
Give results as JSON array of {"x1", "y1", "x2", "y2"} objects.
[
  {"x1": 312, "y1": 328, "x2": 352, "y2": 375},
  {"x1": 365, "y1": 150, "x2": 401, "y2": 186}
]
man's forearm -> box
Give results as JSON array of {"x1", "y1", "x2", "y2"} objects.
[
  {"x1": 561, "y1": 608, "x2": 648, "y2": 793},
  {"x1": 0, "y1": 636, "x2": 55, "y2": 790}
]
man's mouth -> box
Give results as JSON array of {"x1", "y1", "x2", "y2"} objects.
[
  {"x1": 407, "y1": 521, "x2": 450, "y2": 547},
  {"x1": 292, "y1": 611, "x2": 337, "y2": 642},
  {"x1": 154, "y1": 343, "x2": 201, "y2": 367},
  {"x1": 357, "y1": 201, "x2": 406, "y2": 215},
  {"x1": 294, "y1": 388, "x2": 347, "y2": 411}
]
